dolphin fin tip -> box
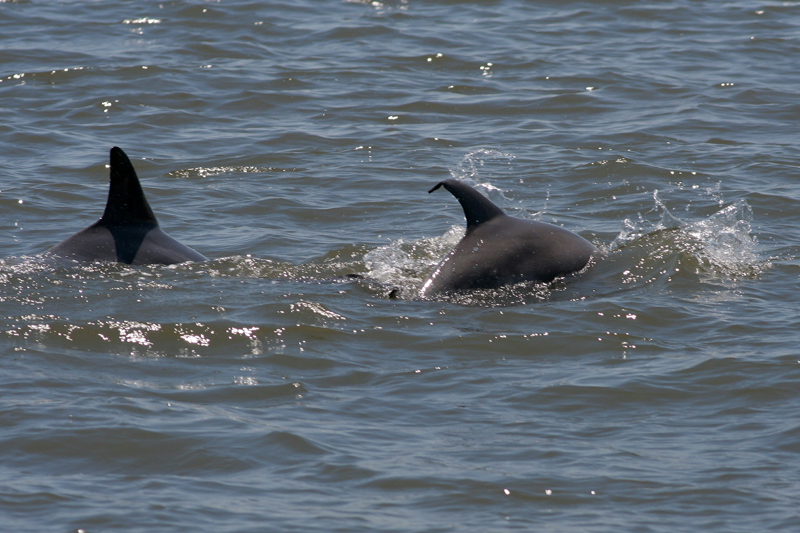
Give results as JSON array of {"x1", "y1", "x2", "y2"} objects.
[
  {"x1": 108, "y1": 147, "x2": 132, "y2": 174},
  {"x1": 428, "y1": 182, "x2": 445, "y2": 194}
]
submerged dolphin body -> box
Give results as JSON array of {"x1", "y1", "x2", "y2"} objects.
[
  {"x1": 420, "y1": 179, "x2": 599, "y2": 297},
  {"x1": 46, "y1": 147, "x2": 207, "y2": 265}
]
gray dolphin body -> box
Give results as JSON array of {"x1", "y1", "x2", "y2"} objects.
[
  {"x1": 419, "y1": 179, "x2": 599, "y2": 297},
  {"x1": 46, "y1": 147, "x2": 207, "y2": 265}
]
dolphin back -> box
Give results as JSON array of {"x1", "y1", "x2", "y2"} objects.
[
  {"x1": 46, "y1": 147, "x2": 207, "y2": 265},
  {"x1": 421, "y1": 179, "x2": 599, "y2": 297}
]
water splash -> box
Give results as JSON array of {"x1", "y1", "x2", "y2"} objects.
[
  {"x1": 449, "y1": 148, "x2": 516, "y2": 200},
  {"x1": 611, "y1": 190, "x2": 765, "y2": 279},
  {"x1": 612, "y1": 189, "x2": 683, "y2": 246},
  {"x1": 686, "y1": 199, "x2": 761, "y2": 276},
  {"x1": 363, "y1": 226, "x2": 464, "y2": 298}
]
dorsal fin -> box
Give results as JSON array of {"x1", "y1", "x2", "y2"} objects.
[
  {"x1": 429, "y1": 179, "x2": 505, "y2": 232},
  {"x1": 99, "y1": 147, "x2": 158, "y2": 226}
]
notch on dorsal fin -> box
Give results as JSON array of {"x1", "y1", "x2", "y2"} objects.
[
  {"x1": 429, "y1": 179, "x2": 505, "y2": 232},
  {"x1": 98, "y1": 147, "x2": 158, "y2": 226}
]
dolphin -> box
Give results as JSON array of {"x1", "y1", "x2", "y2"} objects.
[
  {"x1": 46, "y1": 147, "x2": 207, "y2": 265},
  {"x1": 419, "y1": 179, "x2": 599, "y2": 297}
]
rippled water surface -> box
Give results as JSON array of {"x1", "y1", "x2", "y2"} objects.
[{"x1": 3, "y1": 1, "x2": 800, "y2": 531}]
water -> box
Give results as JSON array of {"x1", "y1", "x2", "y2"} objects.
[{"x1": 2, "y1": 0, "x2": 800, "y2": 531}]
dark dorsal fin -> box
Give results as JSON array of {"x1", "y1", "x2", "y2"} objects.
[
  {"x1": 429, "y1": 179, "x2": 505, "y2": 232},
  {"x1": 99, "y1": 147, "x2": 158, "y2": 226}
]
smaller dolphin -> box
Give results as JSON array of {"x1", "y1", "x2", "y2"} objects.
[
  {"x1": 46, "y1": 147, "x2": 207, "y2": 265},
  {"x1": 420, "y1": 179, "x2": 599, "y2": 297}
]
